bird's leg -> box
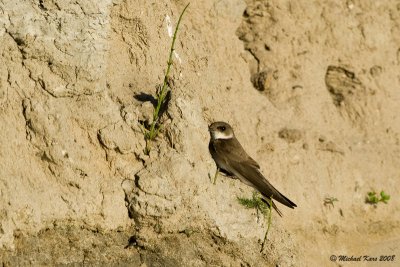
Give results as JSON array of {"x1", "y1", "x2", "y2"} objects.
[{"x1": 213, "y1": 167, "x2": 219, "y2": 185}]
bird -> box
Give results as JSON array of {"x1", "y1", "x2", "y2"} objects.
[{"x1": 208, "y1": 121, "x2": 297, "y2": 216}]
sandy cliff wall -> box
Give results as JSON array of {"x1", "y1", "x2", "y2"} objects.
[{"x1": 1, "y1": 0, "x2": 400, "y2": 266}]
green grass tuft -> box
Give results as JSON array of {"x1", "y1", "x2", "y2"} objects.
[
  {"x1": 237, "y1": 192, "x2": 270, "y2": 216},
  {"x1": 143, "y1": 3, "x2": 190, "y2": 155},
  {"x1": 237, "y1": 192, "x2": 272, "y2": 252}
]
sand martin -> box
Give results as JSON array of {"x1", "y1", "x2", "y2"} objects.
[{"x1": 208, "y1": 121, "x2": 297, "y2": 216}]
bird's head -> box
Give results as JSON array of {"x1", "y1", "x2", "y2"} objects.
[{"x1": 208, "y1": 121, "x2": 234, "y2": 140}]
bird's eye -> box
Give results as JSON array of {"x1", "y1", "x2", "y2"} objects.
[{"x1": 218, "y1": 126, "x2": 226, "y2": 131}]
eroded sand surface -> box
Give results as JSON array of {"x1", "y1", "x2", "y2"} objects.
[{"x1": 1, "y1": 0, "x2": 399, "y2": 266}]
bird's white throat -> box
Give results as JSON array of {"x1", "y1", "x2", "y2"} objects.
[{"x1": 212, "y1": 131, "x2": 233, "y2": 140}]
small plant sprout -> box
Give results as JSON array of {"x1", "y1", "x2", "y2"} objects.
[
  {"x1": 380, "y1": 191, "x2": 391, "y2": 203},
  {"x1": 323, "y1": 196, "x2": 338, "y2": 208},
  {"x1": 237, "y1": 192, "x2": 273, "y2": 252},
  {"x1": 212, "y1": 167, "x2": 219, "y2": 185},
  {"x1": 366, "y1": 190, "x2": 390, "y2": 205},
  {"x1": 261, "y1": 197, "x2": 273, "y2": 253},
  {"x1": 143, "y1": 3, "x2": 190, "y2": 155}
]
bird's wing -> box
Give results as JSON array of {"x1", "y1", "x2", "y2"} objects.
[
  {"x1": 213, "y1": 138, "x2": 296, "y2": 210},
  {"x1": 213, "y1": 138, "x2": 260, "y2": 169},
  {"x1": 230, "y1": 161, "x2": 297, "y2": 209}
]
